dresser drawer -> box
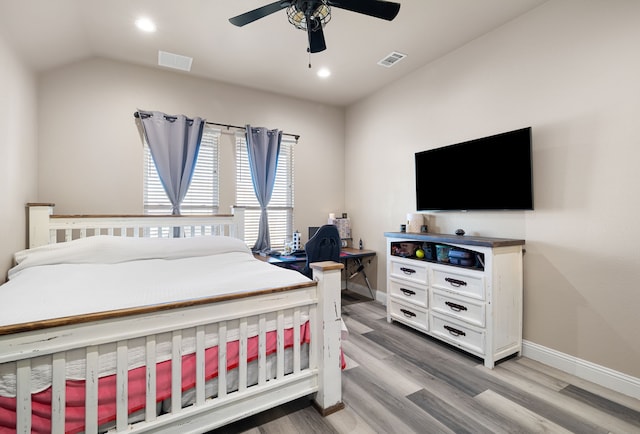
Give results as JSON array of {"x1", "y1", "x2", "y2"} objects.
[
  {"x1": 389, "y1": 278, "x2": 427, "y2": 308},
  {"x1": 430, "y1": 313, "x2": 485, "y2": 356},
  {"x1": 389, "y1": 259, "x2": 428, "y2": 285},
  {"x1": 389, "y1": 300, "x2": 428, "y2": 332},
  {"x1": 431, "y1": 289, "x2": 484, "y2": 327},
  {"x1": 431, "y1": 266, "x2": 484, "y2": 300}
]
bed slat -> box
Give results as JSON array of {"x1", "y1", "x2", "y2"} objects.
[
  {"x1": 145, "y1": 335, "x2": 157, "y2": 422},
  {"x1": 85, "y1": 346, "x2": 100, "y2": 433},
  {"x1": 293, "y1": 308, "x2": 301, "y2": 373},
  {"x1": 308, "y1": 304, "x2": 318, "y2": 370},
  {"x1": 51, "y1": 352, "x2": 66, "y2": 434},
  {"x1": 239, "y1": 318, "x2": 248, "y2": 391},
  {"x1": 196, "y1": 325, "x2": 206, "y2": 405},
  {"x1": 116, "y1": 340, "x2": 129, "y2": 431},
  {"x1": 16, "y1": 360, "x2": 31, "y2": 434},
  {"x1": 171, "y1": 331, "x2": 182, "y2": 414},
  {"x1": 258, "y1": 315, "x2": 267, "y2": 385},
  {"x1": 218, "y1": 322, "x2": 227, "y2": 399},
  {"x1": 276, "y1": 310, "x2": 285, "y2": 379}
]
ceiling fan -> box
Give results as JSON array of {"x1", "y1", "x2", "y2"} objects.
[{"x1": 229, "y1": 0, "x2": 401, "y2": 54}]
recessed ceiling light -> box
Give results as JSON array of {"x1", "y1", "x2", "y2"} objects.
[
  {"x1": 317, "y1": 68, "x2": 331, "y2": 78},
  {"x1": 135, "y1": 17, "x2": 156, "y2": 33}
]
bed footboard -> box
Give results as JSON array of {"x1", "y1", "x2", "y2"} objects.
[{"x1": 0, "y1": 263, "x2": 343, "y2": 433}]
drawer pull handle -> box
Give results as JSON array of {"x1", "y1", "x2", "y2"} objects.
[
  {"x1": 445, "y1": 277, "x2": 467, "y2": 287},
  {"x1": 444, "y1": 325, "x2": 466, "y2": 337},
  {"x1": 445, "y1": 301, "x2": 467, "y2": 312},
  {"x1": 400, "y1": 267, "x2": 416, "y2": 275},
  {"x1": 400, "y1": 309, "x2": 417, "y2": 318},
  {"x1": 400, "y1": 288, "x2": 416, "y2": 296}
]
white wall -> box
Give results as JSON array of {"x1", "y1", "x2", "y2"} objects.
[
  {"x1": 36, "y1": 57, "x2": 345, "y2": 242},
  {"x1": 0, "y1": 35, "x2": 38, "y2": 282},
  {"x1": 345, "y1": 0, "x2": 640, "y2": 378}
]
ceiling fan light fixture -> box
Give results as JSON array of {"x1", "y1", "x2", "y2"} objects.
[{"x1": 287, "y1": 2, "x2": 331, "y2": 31}]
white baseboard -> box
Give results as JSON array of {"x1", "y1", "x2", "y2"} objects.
[
  {"x1": 342, "y1": 282, "x2": 383, "y2": 303},
  {"x1": 344, "y1": 284, "x2": 389, "y2": 306},
  {"x1": 522, "y1": 340, "x2": 640, "y2": 400}
]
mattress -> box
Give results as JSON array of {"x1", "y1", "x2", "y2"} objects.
[{"x1": 1, "y1": 235, "x2": 311, "y2": 328}]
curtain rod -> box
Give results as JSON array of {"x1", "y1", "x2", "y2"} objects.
[{"x1": 134, "y1": 112, "x2": 300, "y2": 141}]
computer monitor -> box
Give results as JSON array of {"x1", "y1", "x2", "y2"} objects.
[{"x1": 308, "y1": 226, "x2": 320, "y2": 240}]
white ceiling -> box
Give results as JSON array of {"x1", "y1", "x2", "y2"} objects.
[{"x1": 0, "y1": 0, "x2": 547, "y2": 106}]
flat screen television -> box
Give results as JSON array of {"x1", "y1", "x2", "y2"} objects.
[{"x1": 415, "y1": 127, "x2": 533, "y2": 211}]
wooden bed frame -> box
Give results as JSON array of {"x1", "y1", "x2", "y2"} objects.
[{"x1": 1, "y1": 204, "x2": 344, "y2": 433}]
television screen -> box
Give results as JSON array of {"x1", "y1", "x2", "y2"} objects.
[{"x1": 415, "y1": 127, "x2": 533, "y2": 211}]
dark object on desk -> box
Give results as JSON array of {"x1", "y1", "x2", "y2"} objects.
[
  {"x1": 267, "y1": 250, "x2": 282, "y2": 257},
  {"x1": 290, "y1": 250, "x2": 306, "y2": 257},
  {"x1": 455, "y1": 229, "x2": 466, "y2": 236},
  {"x1": 290, "y1": 224, "x2": 341, "y2": 279}
]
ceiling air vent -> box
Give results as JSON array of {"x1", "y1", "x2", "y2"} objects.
[
  {"x1": 377, "y1": 51, "x2": 406, "y2": 68},
  {"x1": 158, "y1": 50, "x2": 193, "y2": 72}
]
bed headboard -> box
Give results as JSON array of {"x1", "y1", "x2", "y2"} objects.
[{"x1": 27, "y1": 203, "x2": 245, "y2": 248}]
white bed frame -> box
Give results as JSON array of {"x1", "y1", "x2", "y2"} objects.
[{"x1": 1, "y1": 204, "x2": 344, "y2": 433}]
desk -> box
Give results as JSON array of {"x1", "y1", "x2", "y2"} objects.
[{"x1": 257, "y1": 248, "x2": 376, "y2": 299}]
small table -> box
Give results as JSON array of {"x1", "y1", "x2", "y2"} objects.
[{"x1": 256, "y1": 248, "x2": 377, "y2": 299}]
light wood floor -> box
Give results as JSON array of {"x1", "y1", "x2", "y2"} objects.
[{"x1": 209, "y1": 292, "x2": 640, "y2": 434}]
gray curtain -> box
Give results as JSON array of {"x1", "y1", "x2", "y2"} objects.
[
  {"x1": 245, "y1": 124, "x2": 282, "y2": 252},
  {"x1": 138, "y1": 110, "x2": 205, "y2": 216}
]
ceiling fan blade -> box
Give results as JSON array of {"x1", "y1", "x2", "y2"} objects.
[
  {"x1": 328, "y1": 0, "x2": 401, "y2": 21},
  {"x1": 307, "y1": 19, "x2": 327, "y2": 53},
  {"x1": 229, "y1": 1, "x2": 291, "y2": 27}
]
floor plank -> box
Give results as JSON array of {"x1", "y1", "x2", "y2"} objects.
[{"x1": 474, "y1": 389, "x2": 574, "y2": 434}]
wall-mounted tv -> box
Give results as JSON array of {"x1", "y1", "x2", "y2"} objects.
[{"x1": 415, "y1": 127, "x2": 533, "y2": 211}]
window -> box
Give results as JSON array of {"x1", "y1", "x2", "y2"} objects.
[
  {"x1": 236, "y1": 134, "x2": 294, "y2": 250},
  {"x1": 143, "y1": 126, "x2": 220, "y2": 215}
]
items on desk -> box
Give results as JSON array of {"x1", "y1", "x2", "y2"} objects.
[
  {"x1": 327, "y1": 213, "x2": 352, "y2": 246},
  {"x1": 293, "y1": 230, "x2": 301, "y2": 251},
  {"x1": 257, "y1": 249, "x2": 281, "y2": 257}
]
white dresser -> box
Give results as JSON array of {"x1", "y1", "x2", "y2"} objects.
[{"x1": 385, "y1": 232, "x2": 525, "y2": 368}]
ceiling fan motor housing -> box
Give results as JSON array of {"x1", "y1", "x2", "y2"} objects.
[{"x1": 287, "y1": 1, "x2": 331, "y2": 31}]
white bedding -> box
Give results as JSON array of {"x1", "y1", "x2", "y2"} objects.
[
  {"x1": 2, "y1": 235, "x2": 311, "y2": 327},
  {"x1": 0, "y1": 235, "x2": 313, "y2": 397}
]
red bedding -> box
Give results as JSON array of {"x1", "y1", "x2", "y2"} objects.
[{"x1": 0, "y1": 322, "x2": 340, "y2": 434}]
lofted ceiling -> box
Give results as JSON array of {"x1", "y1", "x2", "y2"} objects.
[{"x1": 0, "y1": 0, "x2": 547, "y2": 106}]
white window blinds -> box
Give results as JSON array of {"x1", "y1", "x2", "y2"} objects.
[
  {"x1": 235, "y1": 134, "x2": 295, "y2": 250},
  {"x1": 143, "y1": 126, "x2": 220, "y2": 215}
]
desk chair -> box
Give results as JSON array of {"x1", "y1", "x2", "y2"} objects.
[{"x1": 295, "y1": 224, "x2": 341, "y2": 279}]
